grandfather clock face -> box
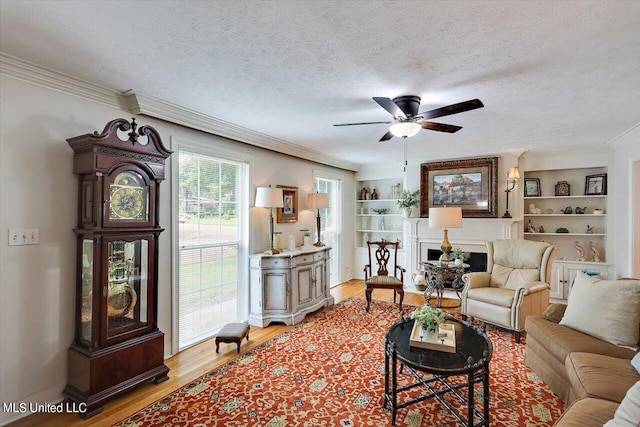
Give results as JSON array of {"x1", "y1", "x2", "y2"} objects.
[{"x1": 109, "y1": 171, "x2": 149, "y2": 221}]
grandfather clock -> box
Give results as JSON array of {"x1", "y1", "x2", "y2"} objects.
[{"x1": 63, "y1": 118, "x2": 172, "y2": 417}]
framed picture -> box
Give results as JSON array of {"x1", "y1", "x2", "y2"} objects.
[
  {"x1": 419, "y1": 157, "x2": 498, "y2": 218},
  {"x1": 585, "y1": 174, "x2": 607, "y2": 195},
  {"x1": 277, "y1": 185, "x2": 298, "y2": 223},
  {"x1": 524, "y1": 178, "x2": 541, "y2": 197}
]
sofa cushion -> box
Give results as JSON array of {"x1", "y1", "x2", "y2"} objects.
[
  {"x1": 525, "y1": 316, "x2": 637, "y2": 369},
  {"x1": 554, "y1": 397, "x2": 619, "y2": 427},
  {"x1": 559, "y1": 272, "x2": 640, "y2": 348},
  {"x1": 565, "y1": 352, "x2": 640, "y2": 404},
  {"x1": 604, "y1": 380, "x2": 640, "y2": 427},
  {"x1": 466, "y1": 287, "x2": 514, "y2": 308}
]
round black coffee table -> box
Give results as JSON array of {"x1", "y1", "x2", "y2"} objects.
[{"x1": 384, "y1": 316, "x2": 493, "y2": 426}]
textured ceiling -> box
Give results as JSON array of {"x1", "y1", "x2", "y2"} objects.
[{"x1": 1, "y1": 0, "x2": 639, "y2": 167}]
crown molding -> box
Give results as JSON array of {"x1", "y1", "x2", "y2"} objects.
[
  {"x1": 608, "y1": 122, "x2": 640, "y2": 148},
  {"x1": 0, "y1": 53, "x2": 123, "y2": 108},
  {"x1": 0, "y1": 53, "x2": 360, "y2": 172},
  {"x1": 126, "y1": 91, "x2": 359, "y2": 171}
]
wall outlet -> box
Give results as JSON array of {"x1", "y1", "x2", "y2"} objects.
[{"x1": 8, "y1": 229, "x2": 39, "y2": 246}]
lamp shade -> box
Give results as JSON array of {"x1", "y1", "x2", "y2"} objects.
[
  {"x1": 507, "y1": 167, "x2": 521, "y2": 180},
  {"x1": 389, "y1": 122, "x2": 421, "y2": 138},
  {"x1": 429, "y1": 207, "x2": 463, "y2": 229},
  {"x1": 307, "y1": 192, "x2": 329, "y2": 210},
  {"x1": 255, "y1": 187, "x2": 283, "y2": 208}
]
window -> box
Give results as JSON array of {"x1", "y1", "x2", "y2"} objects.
[
  {"x1": 315, "y1": 176, "x2": 342, "y2": 287},
  {"x1": 177, "y1": 149, "x2": 245, "y2": 349}
]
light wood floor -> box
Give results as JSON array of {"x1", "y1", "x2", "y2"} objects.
[{"x1": 8, "y1": 280, "x2": 426, "y2": 427}]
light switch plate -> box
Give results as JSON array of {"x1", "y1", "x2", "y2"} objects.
[{"x1": 8, "y1": 229, "x2": 39, "y2": 246}]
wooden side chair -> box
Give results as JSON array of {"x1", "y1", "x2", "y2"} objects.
[{"x1": 364, "y1": 240, "x2": 405, "y2": 313}]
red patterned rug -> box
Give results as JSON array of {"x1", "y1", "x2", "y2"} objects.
[{"x1": 114, "y1": 298, "x2": 564, "y2": 426}]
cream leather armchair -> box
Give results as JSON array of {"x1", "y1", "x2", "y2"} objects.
[{"x1": 461, "y1": 239, "x2": 557, "y2": 343}]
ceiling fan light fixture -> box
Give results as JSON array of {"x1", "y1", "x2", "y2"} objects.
[{"x1": 389, "y1": 121, "x2": 421, "y2": 138}]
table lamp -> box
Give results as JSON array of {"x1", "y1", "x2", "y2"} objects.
[
  {"x1": 429, "y1": 206, "x2": 463, "y2": 262},
  {"x1": 307, "y1": 192, "x2": 329, "y2": 246},
  {"x1": 255, "y1": 186, "x2": 284, "y2": 254}
]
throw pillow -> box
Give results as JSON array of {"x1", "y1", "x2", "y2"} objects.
[
  {"x1": 603, "y1": 380, "x2": 640, "y2": 427},
  {"x1": 559, "y1": 272, "x2": 640, "y2": 348},
  {"x1": 543, "y1": 303, "x2": 567, "y2": 324}
]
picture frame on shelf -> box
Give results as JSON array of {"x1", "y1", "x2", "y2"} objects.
[
  {"x1": 277, "y1": 185, "x2": 298, "y2": 223},
  {"x1": 524, "y1": 178, "x2": 541, "y2": 197},
  {"x1": 585, "y1": 174, "x2": 607, "y2": 195},
  {"x1": 419, "y1": 156, "x2": 498, "y2": 218}
]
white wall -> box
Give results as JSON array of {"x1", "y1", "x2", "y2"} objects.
[
  {"x1": 0, "y1": 75, "x2": 355, "y2": 425},
  {"x1": 610, "y1": 124, "x2": 640, "y2": 278}
]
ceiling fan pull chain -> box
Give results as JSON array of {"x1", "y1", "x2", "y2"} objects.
[{"x1": 403, "y1": 137, "x2": 408, "y2": 172}]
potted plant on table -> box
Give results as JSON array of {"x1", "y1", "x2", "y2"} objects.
[
  {"x1": 450, "y1": 247, "x2": 471, "y2": 266},
  {"x1": 396, "y1": 189, "x2": 420, "y2": 218},
  {"x1": 409, "y1": 305, "x2": 445, "y2": 338}
]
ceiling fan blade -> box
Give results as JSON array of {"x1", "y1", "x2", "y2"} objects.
[
  {"x1": 379, "y1": 131, "x2": 394, "y2": 142},
  {"x1": 418, "y1": 99, "x2": 484, "y2": 120},
  {"x1": 333, "y1": 121, "x2": 392, "y2": 127},
  {"x1": 373, "y1": 97, "x2": 406, "y2": 119},
  {"x1": 421, "y1": 121, "x2": 462, "y2": 133}
]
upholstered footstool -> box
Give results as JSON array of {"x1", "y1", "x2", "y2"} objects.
[{"x1": 215, "y1": 322, "x2": 249, "y2": 353}]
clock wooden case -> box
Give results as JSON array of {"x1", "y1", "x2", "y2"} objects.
[{"x1": 63, "y1": 118, "x2": 172, "y2": 417}]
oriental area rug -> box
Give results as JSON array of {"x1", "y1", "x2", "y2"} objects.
[{"x1": 114, "y1": 298, "x2": 563, "y2": 426}]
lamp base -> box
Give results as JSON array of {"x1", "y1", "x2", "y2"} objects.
[
  {"x1": 313, "y1": 241, "x2": 325, "y2": 247},
  {"x1": 502, "y1": 211, "x2": 512, "y2": 218},
  {"x1": 264, "y1": 248, "x2": 281, "y2": 255},
  {"x1": 439, "y1": 253, "x2": 452, "y2": 263}
]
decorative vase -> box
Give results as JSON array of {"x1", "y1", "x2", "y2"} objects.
[
  {"x1": 403, "y1": 207, "x2": 412, "y2": 218},
  {"x1": 411, "y1": 270, "x2": 427, "y2": 291}
]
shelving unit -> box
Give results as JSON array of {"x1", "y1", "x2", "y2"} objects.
[
  {"x1": 522, "y1": 165, "x2": 612, "y2": 301},
  {"x1": 355, "y1": 181, "x2": 404, "y2": 248}
]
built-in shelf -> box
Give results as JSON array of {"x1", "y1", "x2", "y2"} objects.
[
  {"x1": 523, "y1": 165, "x2": 610, "y2": 267},
  {"x1": 524, "y1": 195, "x2": 606, "y2": 200},
  {"x1": 525, "y1": 232, "x2": 606, "y2": 236},
  {"x1": 524, "y1": 214, "x2": 607, "y2": 217}
]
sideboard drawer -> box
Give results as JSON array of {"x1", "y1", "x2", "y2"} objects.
[{"x1": 261, "y1": 257, "x2": 289, "y2": 269}]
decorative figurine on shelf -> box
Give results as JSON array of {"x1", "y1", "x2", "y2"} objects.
[
  {"x1": 538, "y1": 225, "x2": 545, "y2": 233},
  {"x1": 527, "y1": 220, "x2": 537, "y2": 233},
  {"x1": 575, "y1": 241, "x2": 586, "y2": 262},
  {"x1": 586, "y1": 224, "x2": 594, "y2": 234},
  {"x1": 589, "y1": 241, "x2": 602, "y2": 263},
  {"x1": 563, "y1": 206, "x2": 573, "y2": 214},
  {"x1": 371, "y1": 188, "x2": 379, "y2": 200},
  {"x1": 528, "y1": 203, "x2": 543, "y2": 214},
  {"x1": 575, "y1": 206, "x2": 587, "y2": 214},
  {"x1": 360, "y1": 186, "x2": 368, "y2": 200}
]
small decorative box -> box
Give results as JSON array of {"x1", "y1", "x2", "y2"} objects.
[{"x1": 555, "y1": 181, "x2": 570, "y2": 196}]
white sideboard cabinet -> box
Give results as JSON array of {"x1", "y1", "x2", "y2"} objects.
[{"x1": 249, "y1": 247, "x2": 333, "y2": 327}]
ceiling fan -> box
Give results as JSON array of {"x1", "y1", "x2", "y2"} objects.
[{"x1": 334, "y1": 96, "x2": 484, "y2": 142}]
